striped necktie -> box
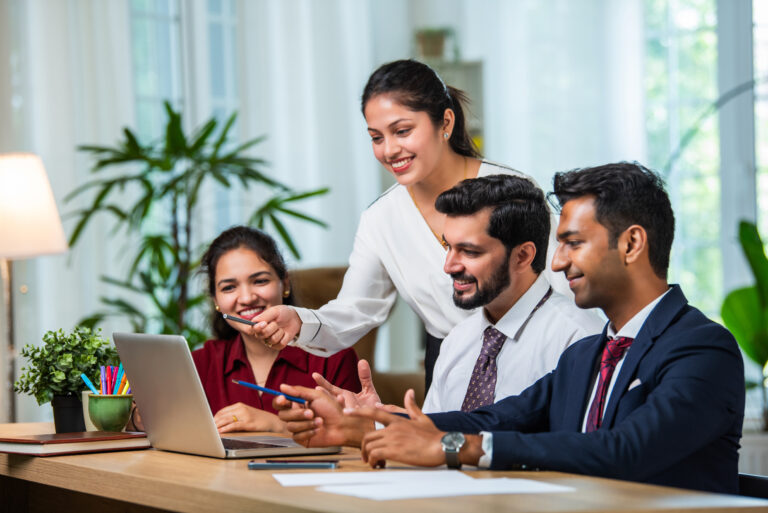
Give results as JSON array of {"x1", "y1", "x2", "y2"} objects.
[{"x1": 585, "y1": 336, "x2": 634, "y2": 432}]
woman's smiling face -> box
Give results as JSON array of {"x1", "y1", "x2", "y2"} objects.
[
  {"x1": 214, "y1": 247, "x2": 286, "y2": 333},
  {"x1": 364, "y1": 93, "x2": 449, "y2": 186}
]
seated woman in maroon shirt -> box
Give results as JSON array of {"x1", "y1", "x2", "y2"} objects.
[{"x1": 193, "y1": 226, "x2": 361, "y2": 434}]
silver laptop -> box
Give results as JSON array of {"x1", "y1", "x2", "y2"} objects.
[{"x1": 113, "y1": 332, "x2": 341, "y2": 459}]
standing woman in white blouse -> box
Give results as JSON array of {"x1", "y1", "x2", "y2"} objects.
[{"x1": 251, "y1": 59, "x2": 546, "y2": 390}]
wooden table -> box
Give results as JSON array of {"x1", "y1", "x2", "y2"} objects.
[{"x1": 1, "y1": 423, "x2": 767, "y2": 513}]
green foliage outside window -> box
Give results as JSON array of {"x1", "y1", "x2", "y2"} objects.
[{"x1": 643, "y1": 0, "x2": 721, "y2": 317}]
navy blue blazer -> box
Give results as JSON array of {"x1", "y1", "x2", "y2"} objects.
[{"x1": 429, "y1": 285, "x2": 744, "y2": 494}]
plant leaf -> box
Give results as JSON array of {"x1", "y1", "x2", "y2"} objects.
[
  {"x1": 281, "y1": 187, "x2": 330, "y2": 202},
  {"x1": 274, "y1": 206, "x2": 328, "y2": 228},
  {"x1": 268, "y1": 213, "x2": 300, "y2": 259},
  {"x1": 739, "y1": 221, "x2": 768, "y2": 308},
  {"x1": 211, "y1": 111, "x2": 237, "y2": 158},
  {"x1": 721, "y1": 286, "x2": 768, "y2": 367},
  {"x1": 188, "y1": 119, "x2": 217, "y2": 153}
]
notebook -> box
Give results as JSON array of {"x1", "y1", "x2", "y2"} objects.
[
  {"x1": 112, "y1": 332, "x2": 341, "y2": 459},
  {"x1": 0, "y1": 431, "x2": 150, "y2": 456}
]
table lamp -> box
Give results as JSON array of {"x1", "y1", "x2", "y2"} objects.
[{"x1": 0, "y1": 153, "x2": 68, "y2": 422}]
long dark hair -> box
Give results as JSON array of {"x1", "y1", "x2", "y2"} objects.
[
  {"x1": 361, "y1": 59, "x2": 481, "y2": 159},
  {"x1": 200, "y1": 226, "x2": 294, "y2": 340}
]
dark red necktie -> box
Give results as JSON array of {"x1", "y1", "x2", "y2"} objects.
[{"x1": 585, "y1": 336, "x2": 634, "y2": 432}]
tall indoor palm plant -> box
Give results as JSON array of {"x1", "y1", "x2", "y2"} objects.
[{"x1": 67, "y1": 101, "x2": 328, "y2": 347}]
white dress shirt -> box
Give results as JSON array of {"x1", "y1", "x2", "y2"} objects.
[
  {"x1": 423, "y1": 274, "x2": 604, "y2": 414},
  {"x1": 290, "y1": 161, "x2": 570, "y2": 356}
]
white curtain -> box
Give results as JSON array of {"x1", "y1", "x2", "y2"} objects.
[
  {"x1": 0, "y1": 0, "x2": 135, "y2": 421},
  {"x1": 457, "y1": 0, "x2": 646, "y2": 188},
  {"x1": 207, "y1": 0, "x2": 381, "y2": 268}
]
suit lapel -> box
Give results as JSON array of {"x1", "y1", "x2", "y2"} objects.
[
  {"x1": 601, "y1": 285, "x2": 688, "y2": 428},
  {"x1": 600, "y1": 331, "x2": 653, "y2": 427},
  {"x1": 562, "y1": 328, "x2": 608, "y2": 431}
]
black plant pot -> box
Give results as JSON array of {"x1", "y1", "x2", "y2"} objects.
[{"x1": 51, "y1": 393, "x2": 86, "y2": 433}]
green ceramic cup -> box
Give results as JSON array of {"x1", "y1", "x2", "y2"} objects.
[{"x1": 88, "y1": 394, "x2": 133, "y2": 432}]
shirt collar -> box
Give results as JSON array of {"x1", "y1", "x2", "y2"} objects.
[
  {"x1": 607, "y1": 287, "x2": 672, "y2": 339},
  {"x1": 224, "y1": 335, "x2": 310, "y2": 376},
  {"x1": 481, "y1": 273, "x2": 551, "y2": 341},
  {"x1": 224, "y1": 334, "x2": 249, "y2": 376},
  {"x1": 275, "y1": 345, "x2": 310, "y2": 373}
]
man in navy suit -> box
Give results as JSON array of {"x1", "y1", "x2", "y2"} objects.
[{"x1": 279, "y1": 162, "x2": 745, "y2": 494}]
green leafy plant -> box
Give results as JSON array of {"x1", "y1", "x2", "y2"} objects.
[
  {"x1": 14, "y1": 327, "x2": 118, "y2": 405},
  {"x1": 721, "y1": 221, "x2": 768, "y2": 429},
  {"x1": 66, "y1": 101, "x2": 328, "y2": 347}
]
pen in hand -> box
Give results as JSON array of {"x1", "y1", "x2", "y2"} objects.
[
  {"x1": 220, "y1": 313, "x2": 328, "y2": 352},
  {"x1": 231, "y1": 379, "x2": 307, "y2": 405},
  {"x1": 222, "y1": 313, "x2": 257, "y2": 326}
]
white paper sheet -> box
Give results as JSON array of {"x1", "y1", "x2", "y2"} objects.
[
  {"x1": 317, "y1": 478, "x2": 574, "y2": 501},
  {"x1": 273, "y1": 470, "x2": 473, "y2": 487}
]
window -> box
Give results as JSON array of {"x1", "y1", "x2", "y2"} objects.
[
  {"x1": 207, "y1": 0, "x2": 239, "y2": 124},
  {"x1": 205, "y1": 0, "x2": 242, "y2": 228},
  {"x1": 130, "y1": 0, "x2": 184, "y2": 142},
  {"x1": 756, "y1": 2, "x2": 768, "y2": 234},
  {"x1": 643, "y1": 0, "x2": 721, "y2": 316}
]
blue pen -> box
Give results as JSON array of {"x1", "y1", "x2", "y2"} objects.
[
  {"x1": 80, "y1": 373, "x2": 100, "y2": 395},
  {"x1": 231, "y1": 379, "x2": 306, "y2": 405},
  {"x1": 112, "y1": 363, "x2": 124, "y2": 395}
]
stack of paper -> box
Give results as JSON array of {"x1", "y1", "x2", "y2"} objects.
[{"x1": 273, "y1": 470, "x2": 573, "y2": 501}]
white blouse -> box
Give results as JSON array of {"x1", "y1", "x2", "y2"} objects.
[{"x1": 292, "y1": 161, "x2": 567, "y2": 356}]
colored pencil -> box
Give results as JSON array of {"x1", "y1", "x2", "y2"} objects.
[
  {"x1": 112, "y1": 364, "x2": 124, "y2": 395},
  {"x1": 108, "y1": 366, "x2": 115, "y2": 395},
  {"x1": 116, "y1": 373, "x2": 127, "y2": 395},
  {"x1": 100, "y1": 366, "x2": 106, "y2": 394},
  {"x1": 80, "y1": 373, "x2": 100, "y2": 395},
  {"x1": 231, "y1": 379, "x2": 306, "y2": 405}
]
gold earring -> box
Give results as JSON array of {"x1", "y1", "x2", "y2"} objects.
[
  {"x1": 215, "y1": 304, "x2": 220, "y2": 312},
  {"x1": 283, "y1": 290, "x2": 290, "y2": 298}
]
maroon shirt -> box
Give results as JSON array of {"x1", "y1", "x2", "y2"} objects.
[{"x1": 192, "y1": 335, "x2": 361, "y2": 415}]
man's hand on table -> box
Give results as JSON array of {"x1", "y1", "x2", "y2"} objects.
[{"x1": 348, "y1": 389, "x2": 484, "y2": 468}]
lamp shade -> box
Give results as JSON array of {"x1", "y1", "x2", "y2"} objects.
[{"x1": 0, "y1": 153, "x2": 68, "y2": 259}]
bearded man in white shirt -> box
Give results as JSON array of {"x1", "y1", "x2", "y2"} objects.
[
  {"x1": 421, "y1": 173, "x2": 603, "y2": 413},
  {"x1": 275, "y1": 174, "x2": 602, "y2": 445}
]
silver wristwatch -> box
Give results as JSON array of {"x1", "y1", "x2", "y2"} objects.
[{"x1": 440, "y1": 432, "x2": 466, "y2": 469}]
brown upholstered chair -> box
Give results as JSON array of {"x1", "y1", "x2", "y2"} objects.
[{"x1": 289, "y1": 266, "x2": 426, "y2": 406}]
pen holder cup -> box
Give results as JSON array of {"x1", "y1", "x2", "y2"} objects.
[{"x1": 88, "y1": 394, "x2": 133, "y2": 432}]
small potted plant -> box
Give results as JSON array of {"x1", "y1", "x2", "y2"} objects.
[
  {"x1": 415, "y1": 27, "x2": 458, "y2": 61},
  {"x1": 14, "y1": 326, "x2": 118, "y2": 433}
]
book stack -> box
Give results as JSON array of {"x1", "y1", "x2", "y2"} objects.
[{"x1": 0, "y1": 431, "x2": 150, "y2": 456}]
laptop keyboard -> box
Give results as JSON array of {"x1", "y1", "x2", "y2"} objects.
[{"x1": 221, "y1": 438, "x2": 284, "y2": 450}]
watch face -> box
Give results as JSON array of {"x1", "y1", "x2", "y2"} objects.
[{"x1": 441, "y1": 432, "x2": 466, "y2": 450}]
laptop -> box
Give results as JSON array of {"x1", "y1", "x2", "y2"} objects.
[{"x1": 113, "y1": 332, "x2": 341, "y2": 459}]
